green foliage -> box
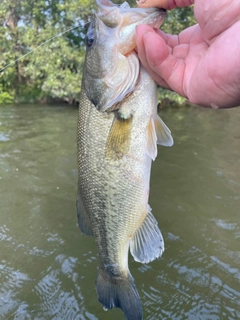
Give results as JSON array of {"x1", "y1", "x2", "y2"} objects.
[
  {"x1": 0, "y1": 0, "x2": 94, "y2": 104},
  {"x1": 0, "y1": 0, "x2": 195, "y2": 105},
  {"x1": 162, "y1": 6, "x2": 196, "y2": 33},
  {"x1": 0, "y1": 84, "x2": 14, "y2": 104},
  {"x1": 160, "y1": 6, "x2": 196, "y2": 104}
]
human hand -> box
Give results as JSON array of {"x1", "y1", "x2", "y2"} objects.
[{"x1": 136, "y1": 0, "x2": 240, "y2": 108}]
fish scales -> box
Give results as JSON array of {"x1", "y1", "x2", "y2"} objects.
[
  {"x1": 77, "y1": 1, "x2": 173, "y2": 319},
  {"x1": 78, "y1": 85, "x2": 151, "y2": 266}
]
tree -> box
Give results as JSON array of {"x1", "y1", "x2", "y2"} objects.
[{"x1": 0, "y1": 0, "x2": 96, "y2": 104}]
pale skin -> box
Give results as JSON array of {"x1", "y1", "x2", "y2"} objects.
[{"x1": 136, "y1": 0, "x2": 240, "y2": 108}]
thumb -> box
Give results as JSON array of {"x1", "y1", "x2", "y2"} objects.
[{"x1": 136, "y1": 25, "x2": 171, "y2": 89}]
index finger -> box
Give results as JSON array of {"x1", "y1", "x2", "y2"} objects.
[
  {"x1": 137, "y1": 0, "x2": 168, "y2": 9},
  {"x1": 137, "y1": 0, "x2": 194, "y2": 10}
]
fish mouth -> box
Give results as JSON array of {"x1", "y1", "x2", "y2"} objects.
[
  {"x1": 97, "y1": 1, "x2": 166, "y2": 30},
  {"x1": 97, "y1": 1, "x2": 166, "y2": 56},
  {"x1": 88, "y1": 0, "x2": 166, "y2": 112}
]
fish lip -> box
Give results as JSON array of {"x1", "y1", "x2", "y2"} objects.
[
  {"x1": 97, "y1": 0, "x2": 167, "y2": 27},
  {"x1": 139, "y1": 8, "x2": 166, "y2": 28},
  {"x1": 96, "y1": 0, "x2": 166, "y2": 13}
]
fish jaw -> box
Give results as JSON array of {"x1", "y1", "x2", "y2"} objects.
[{"x1": 96, "y1": 0, "x2": 166, "y2": 54}]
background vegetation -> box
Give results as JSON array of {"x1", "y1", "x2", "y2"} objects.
[{"x1": 0, "y1": 0, "x2": 195, "y2": 105}]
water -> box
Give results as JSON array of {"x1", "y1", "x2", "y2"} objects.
[{"x1": 0, "y1": 104, "x2": 239, "y2": 320}]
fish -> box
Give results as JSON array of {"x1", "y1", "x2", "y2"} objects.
[{"x1": 77, "y1": 0, "x2": 173, "y2": 319}]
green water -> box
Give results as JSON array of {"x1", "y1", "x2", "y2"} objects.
[{"x1": 0, "y1": 105, "x2": 239, "y2": 320}]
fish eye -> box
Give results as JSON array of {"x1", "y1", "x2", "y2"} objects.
[
  {"x1": 86, "y1": 20, "x2": 96, "y2": 48},
  {"x1": 86, "y1": 35, "x2": 95, "y2": 48}
]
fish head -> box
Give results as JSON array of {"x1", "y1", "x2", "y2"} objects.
[{"x1": 82, "y1": 0, "x2": 166, "y2": 112}]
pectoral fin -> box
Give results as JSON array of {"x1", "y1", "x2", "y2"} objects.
[
  {"x1": 155, "y1": 115, "x2": 174, "y2": 147},
  {"x1": 130, "y1": 205, "x2": 164, "y2": 263},
  {"x1": 76, "y1": 188, "x2": 93, "y2": 236},
  {"x1": 147, "y1": 118, "x2": 158, "y2": 160},
  {"x1": 147, "y1": 116, "x2": 173, "y2": 160},
  {"x1": 105, "y1": 113, "x2": 132, "y2": 160}
]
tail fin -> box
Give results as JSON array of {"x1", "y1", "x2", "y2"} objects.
[{"x1": 96, "y1": 269, "x2": 143, "y2": 320}]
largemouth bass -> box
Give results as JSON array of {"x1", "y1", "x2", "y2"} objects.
[{"x1": 77, "y1": 0, "x2": 173, "y2": 319}]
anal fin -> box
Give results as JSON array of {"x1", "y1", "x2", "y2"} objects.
[
  {"x1": 76, "y1": 188, "x2": 93, "y2": 236},
  {"x1": 130, "y1": 205, "x2": 164, "y2": 263}
]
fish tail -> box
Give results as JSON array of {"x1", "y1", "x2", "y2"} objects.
[{"x1": 96, "y1": 268, "x2": 143, "y2": 320}]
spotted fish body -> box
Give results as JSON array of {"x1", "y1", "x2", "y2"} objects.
[{"x1": 77, "y1": 1, "x2": 173, "y2": 319}]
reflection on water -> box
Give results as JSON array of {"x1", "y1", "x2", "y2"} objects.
[{"x1": 0, "y1": 105, "x2": 239, "y2": 319}]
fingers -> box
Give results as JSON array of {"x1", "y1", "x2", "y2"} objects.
[
  {"x1": 167, "y1": 0, "x2": 194, "y2": 9},
  {"x1": 194, "y1": 0, "x2": 240, "y2": 42},
  {"x1": 154, "y1": 29, "x2": 179, "y2": 48},
  {"x1": 137, "y1": 0, "x2": 168, "y2": 9},
  {"x1": 143, "y1": 30, "x2": 186, "y2": 94},
  {"x1": 136, "y1": 25, "x2": 170, "y2": 89},
  {"x1": 136, "y1": 25, "x2": 186, "y2": 95},
  {"x1": 137, "y1": 0, "x2": 194, "y2": 10}
]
